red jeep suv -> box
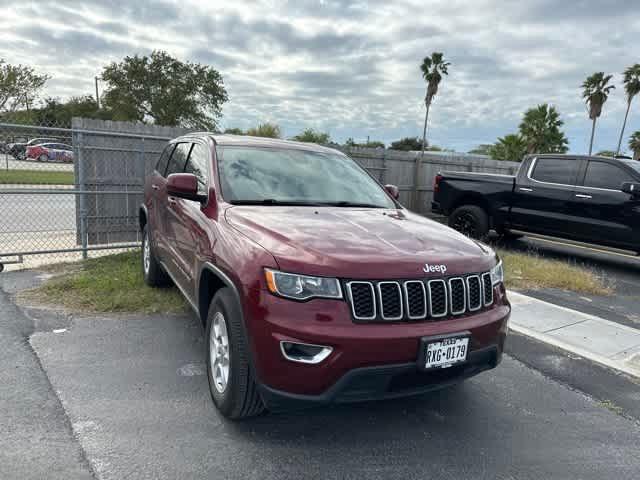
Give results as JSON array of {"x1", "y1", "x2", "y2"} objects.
[{"x1": 140, "y1": 134, "x2": 510, "y2": 419}]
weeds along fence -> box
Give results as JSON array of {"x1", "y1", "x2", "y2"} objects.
[{"x1": 0, "y1": 117, "x2": 519, "y2": 271}]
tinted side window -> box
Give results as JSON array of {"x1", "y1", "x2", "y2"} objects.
[
  {"x1": 184, "y1": 143, "x2": 209, "y2": 195},
  {"x1": 156, "y1": 144, "x2": 175, "y2": 176},
  {"x1": 584, "y1": 161, "x2": 635, "y2": 190},
  {"x1": 165, "y1": 143, "x2": 192, "y2": 177},
  {"x1": 531, "y1": 158, "x2": 578, "y2": 185}
]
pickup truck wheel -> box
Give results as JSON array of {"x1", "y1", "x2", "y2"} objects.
[
  {"x1": 206, "y1": 288, "x2": 265, "y2": 420},
  {"x1": 141, "y1": 225, "x2": 170, "y2": 287},
  {"x1": 449, "y1": 205, "x2": 489, "y2": 240}
]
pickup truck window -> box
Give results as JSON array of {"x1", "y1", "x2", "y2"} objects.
[
  {"x1": 530, "y1": 158, "x2": 579, "y2": 185},
  {"x1": 217, "y1": 146, "x2": 396, "y2": 208},
  {"x1": 584, "y1": 161, "x2": 635, "y2": 190}
]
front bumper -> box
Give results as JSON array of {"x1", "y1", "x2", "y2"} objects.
[
  {"x1": 244, "y1": 284, "x2": 510, "y2": 401},
  {"x1": 259, "y1": 344, "x2": 500, "y2": 411}
]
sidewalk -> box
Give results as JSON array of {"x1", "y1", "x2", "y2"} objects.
[{"x1": 509, "y1": 291, "x2": 640, "y2": 378}]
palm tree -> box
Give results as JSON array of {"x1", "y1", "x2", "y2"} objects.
[
  {"x1": 582, "y1": 72, "x2": 615, "y2": 155},
  {"x1": 420, "y1": 53, "x2": 450, "y2": 159},
  {"x1": 616, "y1": 64, "x2": 640, "y2": 156},
  {"x1": 629, "y1": 131, "x2": 640, "y2": 160},
  {"x1": 518, "y1": 104, "x2": 569, "y2": 154},
  {"x1": 488, "y1": 134, "x2": 528, "y2": 162}
]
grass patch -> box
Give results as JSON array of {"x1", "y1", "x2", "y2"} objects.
[
  {"x1": 25, "y1": 251, "x2": 187, "y2": 314},
  {"x1": 0, "y1": 169, "x2": 74, "y2": 185},
  {"x1": 499, "y1": 249, "x2": 611, "y2": 295}
]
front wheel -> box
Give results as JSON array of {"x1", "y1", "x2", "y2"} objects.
[
  {"x1": 206, "y1": 288, "x2": 265, "y2": 420},
  {"x1": 141, "y1": 225, "x2": 170, "y2": 287},
  {"x1": 38, "y1": 154, "x2": 48, "y2": 163},
  {"x1": 449, "y1": 205, "x2": 490, "y2": 240}
]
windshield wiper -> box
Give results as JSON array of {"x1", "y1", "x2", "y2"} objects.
[
  {"x1": 319, "y1": 201, "x2": 385, "y2": 208},
  {"x1": 230, "y1": 199, "x2": 325, "y2": 206}
]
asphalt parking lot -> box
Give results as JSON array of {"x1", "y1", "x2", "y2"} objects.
[{"x1": 2, "y1": 271, "x2": 640, "y2": 480}]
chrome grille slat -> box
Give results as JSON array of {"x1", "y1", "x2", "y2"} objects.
[
  {"x1": 377, "y1": 282, "x2": 403, "y2": 320},
  {"x1": 346, "y1": 272, "x2": 493, "y2": 322},
  {"x1": 448, "y1": 277, "x2": 466, "y2": 315},
  {"x1": 346, "y1": 282, "x2": 376, "y2": 320},
  {"x1": 427, "y1": 279, "x2": 448, "y2": 318},
  {"x1": 404, "y1": 281, "x2": 427, "y2": 319},
  {"x1": 466, "y1": 275, "x2": 482, "y2": 311},
  {"x1": 482, "y1": 272, "x2": 494, "y2": 306}
]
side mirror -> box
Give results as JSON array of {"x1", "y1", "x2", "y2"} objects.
[
  {"x1": 621, "y1": 182, "x2": 640, "y2": 196},
  {"x1": 384, "y1": 184, "x2": 400, "y2": 200},
  {"x1": 167, "y1": 173, "x2": 206, "y2": 202}
]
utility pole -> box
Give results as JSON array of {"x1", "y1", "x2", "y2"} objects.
[{"x1": 95, "y1": 76, "x2": 100, "y2": 109}]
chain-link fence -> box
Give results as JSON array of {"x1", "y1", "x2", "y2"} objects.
[
  {"x1": 0, "y1": 119, "x2": 190, "y2": 271},
  {"x1": 0, "y1": 117, "x2": 520, "y2": 272}
]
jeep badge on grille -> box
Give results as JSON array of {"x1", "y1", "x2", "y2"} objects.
[{"x1": 423, "y1": 263, "x2": 447, "y2": 274}]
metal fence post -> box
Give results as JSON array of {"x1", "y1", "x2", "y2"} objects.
[{"x1": 77, "y1": 132, "x2": 88, "y2": 259}]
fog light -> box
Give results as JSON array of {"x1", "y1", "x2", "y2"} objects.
[{"x1": 280, "y1": 341, "x2": 333, "y2": 364}]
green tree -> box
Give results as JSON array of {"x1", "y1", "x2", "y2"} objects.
[
  {"x1": 223, "y1": 127, "x2": 244, "y2": 135},
  {"x1": 488, "y1": 134, "x2": 528, "y2": 162},
  {"x1": 36, "y1": 95, "x2": 113, "y2": 127},
  {"x1": 346, "y1": 138, "x2": 385, "y2": 148},
  {"x1": 246, "y1": 123, "x2": 281, "y2": 138},
  {"x1": 390, "y1": 137, "x2": 423, "y2": 151},
  {"x1": 582, "y1": 72, "x2": 615, "y2": 155},
  {"x1": 518, "y1": 104, "x2": 569, "y2": 154},
  {"x1": 616, "y1": 64, "x2": 640, "y2": 155},
  {"x1": 0, "y1": 59, "x2": 49, "y2": 113},
  {"x1": 420, "y1": 53, "x2": 450, "y2": 159},
  {"x1": 629, "y1": 131, "x2": 640, "y2": 160},
  {"x1": 468, "y1": 144, "x2": 493, "y2": 155},
  {"x1": 595, "y1": 150, "x2": 616, "y2": 158},
  {"x1": 291, "y1": 128, "x2": 330, "y2": 144},
  {"x1": 101, "y1": 50, "x2": 228, "y2": 129}
]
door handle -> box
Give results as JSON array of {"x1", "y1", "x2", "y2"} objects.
[
  {"x1": 151, "y1": 184, "x2": 159, "y2": 190},
  {"x1": 519, "y1": 187, "x2": 533, "y2": 192},
  {"x1": 575, "y1": 194, "x2": 592, "y2": 199}
]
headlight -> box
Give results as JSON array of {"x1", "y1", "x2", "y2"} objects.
[
  {"x1": 264, "y1": 269, "x2": 342, "y2": 300},
  {"x1": 490, "y1": 259, "x2": 504, "y2": 286}
]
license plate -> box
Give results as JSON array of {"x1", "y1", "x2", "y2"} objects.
[{"x1": 424, "y1": 336, "x2": 469, "y2": 369}]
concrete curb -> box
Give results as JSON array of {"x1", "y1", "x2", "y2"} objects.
[{"x1": 508, "y1": 291, "x2": 640, "y2": 378}]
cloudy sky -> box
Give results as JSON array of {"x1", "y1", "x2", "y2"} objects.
[{"x1": 1, "y1": 0, "x2": 639, "y2": 153}]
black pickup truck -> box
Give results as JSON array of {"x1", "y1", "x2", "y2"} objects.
[{"x1": 432, "y1": 154, "x2": 640, "y2": 253}]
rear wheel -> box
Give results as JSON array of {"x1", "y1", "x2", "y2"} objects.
[
  {"x1": 206, "y1": 288, "x2": 265, "y2": 420},
  {"x1": 449, "y1": 205, "x2": 489, "y2": 240},
  {"x1": 141, "y1": 225, "x2": 170, "y2": 287}
]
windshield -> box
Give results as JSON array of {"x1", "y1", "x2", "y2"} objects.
[{"x1": 216, "y1": 146, "x2": 396, "y2": 208}]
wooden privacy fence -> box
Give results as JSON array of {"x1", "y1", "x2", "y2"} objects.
[
  {"x1": 72, "y1": 118, "x2": 520, "y2": 246},
  {"x1": 339, "y1": 147, "x2": 519, "y2": 215}
]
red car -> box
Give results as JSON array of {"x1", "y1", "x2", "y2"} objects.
[
  {"x1": 26, "y1": 143, "x2": 74, "y2": 163},
  {"x1": 140, "y1": 134, "x2": 510, "y2": 419}
]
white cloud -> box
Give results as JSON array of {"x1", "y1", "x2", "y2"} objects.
[{"x1": 1, "y1": 0, "x2": 639, "y2": 153}]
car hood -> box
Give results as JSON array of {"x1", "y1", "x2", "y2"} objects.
[{"x1": 225, "y1": 206, "x2": 496, "y2": 279}]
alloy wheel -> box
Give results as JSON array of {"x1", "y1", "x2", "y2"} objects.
[{"x1": 210, "y1": 311, "x2": 230, "y2": 393}]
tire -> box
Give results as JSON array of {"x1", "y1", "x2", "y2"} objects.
[
  {"x1": 38, "y1": 154, "x2": 48, "y2": 163},
  {"x1": 449, "y1": 205, "x2": 490, "y2": 240},
  {"x1": 206, "y1": 288, "x2": 265, "y2": 420},
  {"x1": 141, "y1": 225, "x2": 170, "y2": 287},
  {"x1": 499, "y1": 230, "x2": 524, "y2": 241}
]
